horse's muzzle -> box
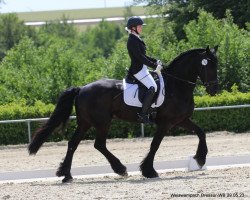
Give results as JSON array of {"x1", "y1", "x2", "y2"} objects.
[{"x1": 205, "y1": 81, "x2": 219, "y2": 96}]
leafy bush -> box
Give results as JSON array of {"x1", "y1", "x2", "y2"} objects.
[
  {"x1": 0, "y1": 101, "x2": 54, "y2": 145},
  {"x1": 0, "y1": 36, "x2": 107, "y2": 104},
  {"x1": 0, "y1": 20, "x2": 125, "y2": 105},
  {"x1": 183, "y1": 11, "x2": 250, "y2": 91},
  {"x1": 192, "y1": 86, "x2": 250, "y2": 132},
  {"x1": 0, "y1": 11, "x2": 249, "y2": 106}
]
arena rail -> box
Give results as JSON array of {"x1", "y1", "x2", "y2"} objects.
[
  {"x1": 0, "y1": 105, "x2": 249, "y2": 142},
  {"x1": 24, "y1": 15, "x2": 160, "y2": 26}
]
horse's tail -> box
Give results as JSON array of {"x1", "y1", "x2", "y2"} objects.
[{"x1": 28, "y1": 87, "x2": 80, "y2": 155}]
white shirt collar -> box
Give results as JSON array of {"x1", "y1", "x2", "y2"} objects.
[
  {"x1": 125, "y1": 27, "x2": 143, "y2": 41},
  {"x1": 131, "y1": 32, "x2": 143, "y2": 41}
]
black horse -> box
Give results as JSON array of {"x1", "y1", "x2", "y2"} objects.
[{"x1": 28, "y1": 46, "x2": 219, "y2": 183}]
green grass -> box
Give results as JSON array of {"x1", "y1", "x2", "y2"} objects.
[{"x1": 16, "y1": 6, "x2": 147, "y2": 22}]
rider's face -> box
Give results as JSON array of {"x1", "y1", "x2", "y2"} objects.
[{"x1": 137, "y1": 25, "x2": 143, "y2": 34}]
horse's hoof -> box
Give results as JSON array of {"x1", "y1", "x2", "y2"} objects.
[
  {"x1": 56, "y1": 164, "x2": 67, "y2": 177},
  {"x1": 62, "y1": 175, "x2": 73, "y2": 183},
  {"x1": 193, "y1": 155, "x2": 205, "y2": 168},
  {"x1": 140, "y1": 162, "x2": 159, "y2": 178},
  {"x1": 141, "y1": 169, "x2": 159, "y2": 178},
  {"x1": 114, "y1": 165, "x2": 127, "y2": 177},
  {"x1": 117, "y1": 170, "x2": 128, "y2": 177},
  {"x1": 120, "y1": 171, "x2": 128, "y2": 177},
  {"x1": 56, "y1": 170, "x2": 63, "y2": 177},
  {"x1": 143, "y1": 172, "x2": 159, "y2": 178}
]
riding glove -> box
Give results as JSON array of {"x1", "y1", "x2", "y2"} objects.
[
  {"x1": 157, "y1": 60, "x2": 162, "y2": 66},
  {"x1": 155, "y1": 65, "x2": 163, "y2": 74}
]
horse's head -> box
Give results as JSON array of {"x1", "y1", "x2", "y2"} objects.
[{"x1": 197, "y1": 46, "x2": 219, "y2": 96}]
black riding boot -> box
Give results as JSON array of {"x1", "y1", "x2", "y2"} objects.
[{"x1": 138, "y1": 87, "x2": 155, "y2": 124}]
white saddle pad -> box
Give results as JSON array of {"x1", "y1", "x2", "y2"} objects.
[{"x1": 123, "y1": 73, "x2": 165, "y2": 108}]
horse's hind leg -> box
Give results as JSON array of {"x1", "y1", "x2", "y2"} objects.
[
  {"x1": 94, "y1": 126, "x2": 127, "y2": 176},
  {"x1": 178, "y1": 118, "x2": 208, "y2": 167},
  {"x1": 56, "y1": 122, "x2": 91, "y2": 183}
]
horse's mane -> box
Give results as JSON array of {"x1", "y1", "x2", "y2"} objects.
[{"x1": 167, "y1": 48, "x2": 205, "y2": 68}]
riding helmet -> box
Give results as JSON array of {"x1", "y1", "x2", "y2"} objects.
[{"x1": 126, "y1": 16, "x2": 146, "y2": 29}]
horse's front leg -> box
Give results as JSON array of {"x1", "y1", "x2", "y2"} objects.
[
  {"x1": 140, "y1": 123, "x2": 170, "y2": 178},
  {"x1": 178, "y1": 118, "x2": 208, "y2": 168}
]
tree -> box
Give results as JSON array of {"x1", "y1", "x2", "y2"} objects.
[
  {"x1": 79, "y1": 20, "x2": 125, "y2": 58},
  {"x1": 38, "y1": 16, "x2": 78, "y2": 40},
  {"x1": 0, "y1": 35, "x2": 109, "y2": 104},
  {"x1": 192, "y1": 0, "x2": 249, "y2": 28},
  {"x1": 0, "y1": 13, "x2": 36, "y2": 60},
  {"x1": 134, "y1": 0, "x2": 249, "y2": 39},
  {"x1": 183, "y1": 11, "x2": 250, "y2": 91}
]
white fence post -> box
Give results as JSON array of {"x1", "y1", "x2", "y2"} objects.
[
  {"x1": 141, "y1": 123, "x2": 144, "y2": 137},
  {"x1": 27, "y1": 120, "x2": 31, "y2": 143}
]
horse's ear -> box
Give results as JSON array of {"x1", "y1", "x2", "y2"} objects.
[
  {"x1": 214, "y1": 45, "x2": 219, "y2": 53},
  {"x1": 210, "y1": 45, "x2": 219, "y2": 55},
  {"x1": 206, "y1": 46, "x2": 210, "y2": 53}
]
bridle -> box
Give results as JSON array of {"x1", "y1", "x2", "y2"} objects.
[
  {"x1": 199, "y1": 57, "x2": 218, "y2": 87},
  {"x1": 162, "y1": 57, "x2": 218, "y2": 87},
  {"x1": 202, "y1": 79, "x2": 218, "y2": 87}
]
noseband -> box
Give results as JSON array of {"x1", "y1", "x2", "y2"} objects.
[{"x1": 202, "y1": 79, "x2": 218, "y2": 87}]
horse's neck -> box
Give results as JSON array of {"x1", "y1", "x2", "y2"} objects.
[
  {"x1": 164, "y1": 59, "x2": 198, "y2": 95},
  {"x1": 169, "y1": 61, "x2": 198, "y2": 82}
]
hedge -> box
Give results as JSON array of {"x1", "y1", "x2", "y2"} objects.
[
  {"x1": 0, "y1": 101, "x2": 54, "y2": 145},
  {"x1": 0, "y1": 91, "x2": 249, "y2": 145}
]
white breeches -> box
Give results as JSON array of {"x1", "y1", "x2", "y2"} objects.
[{"x1": 133, "y1": 65, "x2": 157, "y2": 92}]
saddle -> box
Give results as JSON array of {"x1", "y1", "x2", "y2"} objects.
[
  {"x1": 125, "y1": 71, "x2": 161, "y2": 104},
  {"x1": 123, "y1": 71, "x2": 165, "y2": 108}
]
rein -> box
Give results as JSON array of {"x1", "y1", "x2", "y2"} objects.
[{"x1": 163, "y1": 72, "x2": 196, "y2": 86}]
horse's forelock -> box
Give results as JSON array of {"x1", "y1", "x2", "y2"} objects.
[{"x1": 203, "y1": 48, "x2": 218, "y2": 63}]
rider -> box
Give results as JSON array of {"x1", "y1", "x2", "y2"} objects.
[{"x1": 126, "y1": 16, "x2": 163, "y2": 123}]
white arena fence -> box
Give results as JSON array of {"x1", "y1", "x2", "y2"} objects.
[
  {"x1": 0, "y1": 105, "x2": 249, "y2": 143},
  {"x1": 24, "y1": 15, "x2": 160, "y2": 26}
]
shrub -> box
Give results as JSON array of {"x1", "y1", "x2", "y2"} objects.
[
  {"x1": 0, "y1": 101, "x2": 54, "y2": 144},
  {"x1": 0, "y1": 90, "x2": 249, "y2": 145}
]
